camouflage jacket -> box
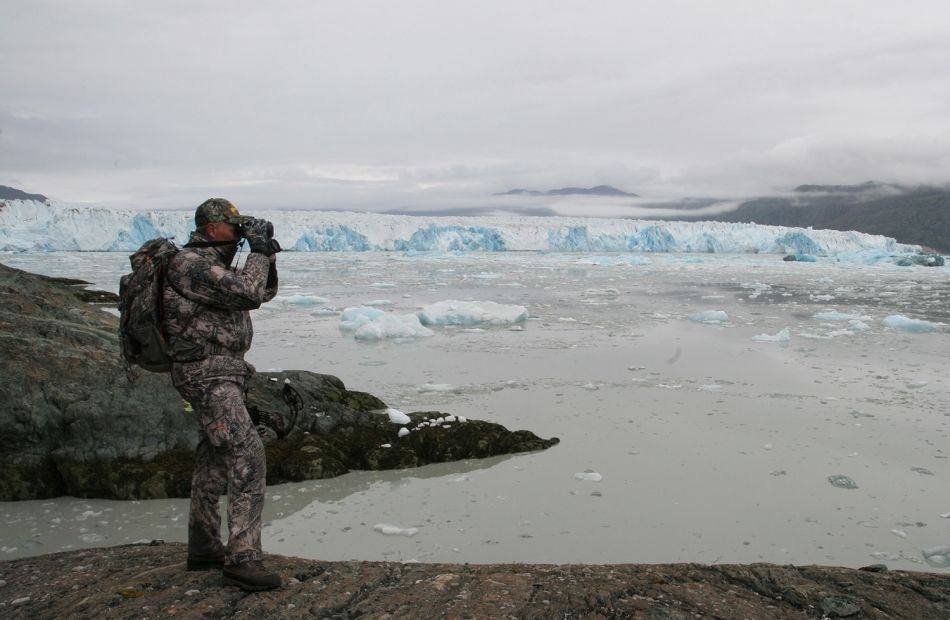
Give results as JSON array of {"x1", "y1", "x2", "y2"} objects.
[{"x1": 163, "y1": 232, "x2": 278, "y2": 385}]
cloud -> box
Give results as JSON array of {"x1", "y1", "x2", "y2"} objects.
[{"x1": 2, "y1": 1, "x2": 950, "y2": 210}]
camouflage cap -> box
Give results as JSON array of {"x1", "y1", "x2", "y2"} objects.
[{"x1": 194, "y1": 198, "x2": 241, "y2": 228}]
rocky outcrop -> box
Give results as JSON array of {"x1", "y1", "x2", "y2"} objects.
[
  {"x1": 0, "y1": 262, "x2": 557, "y2": 501},
  {"x1": 1, "y1": 542, "x2": 948, "y2": 619}
]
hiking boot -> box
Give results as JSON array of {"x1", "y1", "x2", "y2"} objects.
[
  {"x1": 186, "y1": 550, "x2": 226, "y2": 571},
  {"x1": 222, "y1": 560, "x2": 282, "y2": 592}
]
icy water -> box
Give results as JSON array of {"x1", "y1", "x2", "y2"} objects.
[{"x1": 2, "y1": 251, "x2": 949, "y2": 570}]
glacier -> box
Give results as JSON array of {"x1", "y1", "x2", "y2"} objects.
[{"x1": 0, "y1": 198, "x2": 922, "y2": 255}]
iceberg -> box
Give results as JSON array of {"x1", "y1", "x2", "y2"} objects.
[
  {"x1": 688, "y1": 310, "x2": 729, "y2": 324},
  {"x1": 0, "y1": 199, "x2": 924, "y2": 256},
  {"x1": 339, "y1": 306, "x2": 433, "y2": 340},
  {"x1": 881, "y1": 315, "x2": 940, "y2": 333},
  {"x1": 752, "y1": 328, "x2": 791, "y2": 342},
  {"x1": 813, "y1": 310, "x2": 870, "y2": 321},
  {"x1": 417, "y1": 300, "x2": 529, "y2": 327}
]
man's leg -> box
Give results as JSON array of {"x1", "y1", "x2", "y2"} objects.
[
  {"x1": 187, "y1": 434, "x2": 228, "y2": 565},
  {"x1": 217, "y1": 381, "x2": 267, "y2": 565},
  {"x1": 178, "y1": 381, "x2": 229, "y2": 568}
]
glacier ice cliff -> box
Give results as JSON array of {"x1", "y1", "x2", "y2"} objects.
[{"x1": 0, "y1": 199, "x2": 920, "y2": 255}]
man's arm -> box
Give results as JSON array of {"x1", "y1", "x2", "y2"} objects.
[
  {"x1": 262, "y1": 255, "x2": 278, "y2": 303},
  {"x1": 170, "y1": 251, "x2": 272, "y2": 310}
]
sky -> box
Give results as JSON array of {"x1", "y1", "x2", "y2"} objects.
[{"x1": 2, "y1": 0, "x2": 950, "y2": 215}]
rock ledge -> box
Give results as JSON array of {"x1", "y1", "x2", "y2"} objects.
[{"x1": 1, "y1": 543, "x2": 948, "y2": 619}]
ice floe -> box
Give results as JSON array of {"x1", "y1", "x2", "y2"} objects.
[
  {"x1": 882, "y1": 315, "x2": 940, "y2": 333},
  {"x1": 339, "y1": 306, "x2": 434, "y2": 340},
  {"x1": 417, "y1": 300, "x2": 528, "y2": 326},
  {"x1": 752, "y1": 328, "x2": 791, "y2": 342},
  {"x1": 373, "y1": 523, "x2": 419, "y2": 537},
  {"x1": 688, "y1": 310, "x2": 729, "y2": 323}
]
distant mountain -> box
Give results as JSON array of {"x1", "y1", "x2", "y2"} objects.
[
  {"x1": 793, "y1": 181, "x2": 895, "y2": 194},
  {"x1": 494, "y1": 185, "x2": 638, "y2": 197},
  {"x1": 0, "y1": 185, "x2": 48, "y2": 202},
  {"x1": 661, "y1": 184, "x2": 950, "y2": 253}
]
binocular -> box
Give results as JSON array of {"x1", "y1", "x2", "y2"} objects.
[{"x1": 230, "y1": 216, "x2": 274, "y2": 240}]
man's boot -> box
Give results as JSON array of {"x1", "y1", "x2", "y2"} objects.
[
  {"x1": 186, "y1": 550, "x2": 226, "y2": 571},
  {"x1": 222, "y1": 560, "x2": 282, "y2": 592}
]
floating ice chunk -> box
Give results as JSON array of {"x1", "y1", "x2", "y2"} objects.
[
  {"x1": 688, "y1": 310, "x2": 729, "y2": 323},
  {"x1": 380, "y1": 443, "x2": 391, "y2": 448},
  {"x1": 922, "y1": 545, "x2": 950, "y2": 568},
  {"x1": 373, "y1": 523, "x2": 419, "y2": 537},
  {"x1": 752, "y1": 327, "x2": 790, "y2": 342},
  {"x1": 369, "y1": 282, "x2": 397, "y2": 288},
  {"x1": 828, "y1": 475, "x2": 858, "y2": 489},
  {"x1": 381, "y1": 408, "x2": 411, "y2": 425},
  {"x1": 418, "y1": 383, "x2": 457, "y2": 393},
  {"x1": 582, "y1": 288, "x2": 620, "y2": 298},
  {"x1": 911, "y1": 467, "x2": 935, "y2": 475},
  {"x1": 276, "y1": 293, "x2": 329, "y2": 306},
  {"x1": 339, "y1": 306, "x2": 385, "y2": 331},
  {"x1": 418, "y1": 300, "x2": 528, "y2": 326},
  {"x1": 890, "y1": 529, "x2": 908, "y2": 539},
  {"x1": 354, "y1": 313, "x2": 434, "y2": 341},
  {"x1": 741, "y1": 282, "x2": 771, "y2": 299},
  {"x1": 363, "y1": 299, "x2": 394, "y2": 307},
  {"x1": 574, "y1": 471, "x2": 603, "y2": 482},
  {"x1": 576, "y1": 255, "x2": 651, "y2": 266},
  {"x1": 813, "y1": 310, "x2": 870, "y2": 321},
  {"x1": 848, "y1": 319, "x2": 870, "y2": 331},
  {"x1": 397, "y1": 427, "x2": 410, "y2": 437},
  {"x1": 826, "y1": 328, "x2": 855, "y2": 338},
  {"x1": 310, "y1": 308, "x2": 340, "y2": 317},
  {"x1": 882, "y1": 315, "x2": 939, "y2": 333}
]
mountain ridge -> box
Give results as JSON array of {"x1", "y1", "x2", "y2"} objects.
[
  {"x1": 494, "y1": 184, "x2": 638, "y2": 197},
  {"x1": 0, "y1": 185, "x2": 47, "y2": 202},
  {"x1": 658, "y1": 184, "x2": 950, "y2": 253}
]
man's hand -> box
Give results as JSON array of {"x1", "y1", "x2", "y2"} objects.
[{"x1": 243, "y1": 218, "x2": 282, "y2": 256}]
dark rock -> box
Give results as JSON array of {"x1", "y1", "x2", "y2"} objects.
[
  {"x1": 662, "y1": 183, "x2": 950, "y2": 253},
  {"x1": 0, "y1": 185, "x2": 48, "y2": 202},
  {"x1": 910, "y1": 254, "x2": 945, "y2": 267},
  {"x1": 782, "y1": 253, "x2": 818, "y2": 262},
  {"x1": 2, "y1": 542, "x2": 950, "y2": 619},
  {"x1": 0, "y1": 262, "x2": 558, "y2": 500}
]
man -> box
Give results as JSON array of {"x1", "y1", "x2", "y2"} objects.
[{"x1": 163, "y1": 198, "x2": 281, "y2": 591}]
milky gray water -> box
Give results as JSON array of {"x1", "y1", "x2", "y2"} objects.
[{"x1": 2, "y1": 251, "x2": 949, "y2": 571}]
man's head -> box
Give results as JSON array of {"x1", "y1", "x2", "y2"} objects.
[{"x1": 194, "y1": 198, "x2": 243, "y2": 241}]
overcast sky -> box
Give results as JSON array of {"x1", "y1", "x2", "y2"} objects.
[{"x1": 2, "y1": 1, "x2": 950, "y2": 215}]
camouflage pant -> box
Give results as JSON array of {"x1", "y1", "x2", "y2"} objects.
[{"x1": 177, "y1": 377, "x2": 266, "y2": 565}]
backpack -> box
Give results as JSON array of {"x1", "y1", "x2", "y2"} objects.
[{"x1": 118, "y1": 238, "x2": 180, "y2": 375}]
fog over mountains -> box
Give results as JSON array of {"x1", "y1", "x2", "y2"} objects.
[{"x1": 654, "y1": 182, "x2": 950, "y2": 253}]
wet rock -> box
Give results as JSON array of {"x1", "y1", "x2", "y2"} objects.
[
  {"x1": 828, "y1": 475, "x2": 859, "y2": 489},
  {"x1": 0, "y1": 263, "x2": 558, "y2": 501}
]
